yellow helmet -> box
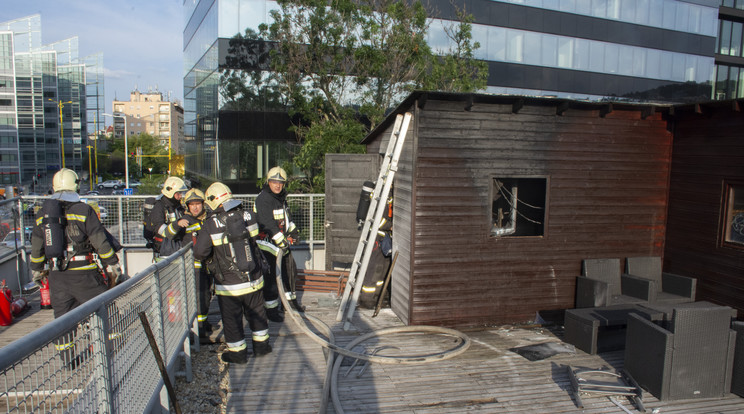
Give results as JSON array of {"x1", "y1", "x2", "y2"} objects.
[
  {"x1": 266, "y1": 166, "x2": 287, "y2": 183},
  {"x1": 182, "y1": 188, "x2": 205, "y2": 206},
  {"x1": 162, "y1": 176, "x2": 188, "y2": 198},
  {"x1": 52, "y1": 168, "x2": 79, "y2": 192},
  {"x1": 205, "y1": 182, "x2": 232, "y2": 211}
]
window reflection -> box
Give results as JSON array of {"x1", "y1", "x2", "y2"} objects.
[
  {"x1": 429, "y1": 21, "x2": 713, "y2": 83},
  {"x1": 490, "y1": 0, "x2": 717, "y2": 37}
]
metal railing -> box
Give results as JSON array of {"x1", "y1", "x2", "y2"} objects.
[
  {"x1": 0, "y1": 244, "x2": 196, "y2": 414},
  {"x1": 14, "y1": 194, "x2": 325, "y2": 248}
]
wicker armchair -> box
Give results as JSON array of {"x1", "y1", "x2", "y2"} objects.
[
  {"x1": 731, "y1": 321, "x2": 744, "y2": 397},
  {"x1": 575, "y1": 258, "x2": 655, "y2": 308},
  {"x1": 624, "y1": 303, "x2": 736, "y2": 401},
  {"x1": 625, "y1": 256, "x2": 696, "y2": 304}
]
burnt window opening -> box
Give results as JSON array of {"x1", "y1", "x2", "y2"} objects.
[
  {"x1": 491, "y1": 177, "x2": 547, "y2": 237},
  {"x1": 722, "y1": 181, "x2": 744, "y2": 247}
]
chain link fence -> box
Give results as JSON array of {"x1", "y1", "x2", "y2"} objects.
[{"x1": 0, "y1": 244, "x2": 196, "y2": 413}]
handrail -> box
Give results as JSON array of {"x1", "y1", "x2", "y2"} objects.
[{"x1": 0, "y1": 243, "x2": 197, "y2": 414}]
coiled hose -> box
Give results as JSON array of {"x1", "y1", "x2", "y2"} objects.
[{"x1": 273, "y1": 250, "x2": 471, "y2": 413}]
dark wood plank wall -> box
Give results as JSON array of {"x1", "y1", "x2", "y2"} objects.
[
  {"x1": 407, "y1": 98, "x2": 672, "y2": 327},
  {"x1": 664, "y1": 105, "x2": 744, "y2": 317},
  {"x1": 370, "y1": 112, "x2": 418, "y2": 325}
]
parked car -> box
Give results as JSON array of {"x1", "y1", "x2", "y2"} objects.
[
  {"x1": 98, "y1": 180, "x2": 124, "y2": 190},
  {"x1": 111, "y1": 190, "x2": 127, "y2": 196},
  {"x1": 1, "y1": 229, "x2": 32, "y2": 248},
  {"x1": 128, "y1": 180, "x2": 142, "y2": 188},
  {"x1": 98, "y1": 206, "x2": 108, "y2": 220},
  {"x1": 84, "y1": 190, "x2": 100, "y2": 196}
]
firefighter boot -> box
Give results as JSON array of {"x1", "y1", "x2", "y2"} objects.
[
  {"x1": 266, "y1": 307, "x2": 284, "y2": 323},
  {"x1": 221, "y1": 348, "x2": 248, "y2": 364},
  {"x1": 252, "y1": 340, "x2": 272, "y2": 357}
]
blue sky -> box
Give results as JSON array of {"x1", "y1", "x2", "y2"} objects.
[{"x1": 2, "y1": 0, "x2": 183, "y2": 119}]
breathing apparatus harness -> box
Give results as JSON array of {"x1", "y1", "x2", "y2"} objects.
[{"x1": 208, "y1": 200, "x2": 265, "y2": 284}]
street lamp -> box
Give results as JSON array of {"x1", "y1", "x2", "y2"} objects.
[
  {"x1": 48, "y1": 99, "x2": 73, "y2": 168},
  {"x1": 103, "y1": 113, "x2": 129, "y2": 189}
]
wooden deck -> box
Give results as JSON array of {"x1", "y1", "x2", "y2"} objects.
[
  {"x1": 226, "y1": 292, "x2": 744, "y2": 413},
  {"x1": 4, "y1": 291, "x2": 744, "y2": 413}
]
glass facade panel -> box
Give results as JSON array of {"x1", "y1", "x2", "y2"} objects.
[
  {"x1": 720, "y1": 20, "x2": 732, "y2": 55},
  {"x1": 491, "y1": 0, "x2": 717, "y2": 36},
  {"x1": 732, "y1": 22, "x2": 743, "y2": 57}
]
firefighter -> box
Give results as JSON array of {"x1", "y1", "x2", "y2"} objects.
[
  {"x1": 29, "y1": 168, "x2": 123, "y2": 368},
  {"x1": 194, "y1": 182, "x2": 271, "y2": 363},
  {"x1": 146, "y1": 176, "x2": 189, "y2": 259},
  {"x1": 358, "y1": 193, "x2": 393, "y2": 309},
  {"x1": 175, "y1": 188, "x2": 214, "y2": 342},
  {"x1": 254, "y1": 166, "x2": 302, "y2": 322}
]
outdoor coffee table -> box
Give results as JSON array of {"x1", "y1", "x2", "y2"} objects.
[{"x1": 564, "y1": 304, "x2": 665, "y2": 355}]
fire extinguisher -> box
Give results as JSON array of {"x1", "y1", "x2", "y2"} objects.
[
  {"x1": 0, "y1": 280, "x2": 12, "y2": 326},
  {"x1": 40, "y1": 278, "x2": 52, "y2": 309},
  {"x1": 11, "y1": 296, "x2": 28, "y2": 316},
  {"x1": 167, "y1": 289, "x2": 180, "y2": 322}
]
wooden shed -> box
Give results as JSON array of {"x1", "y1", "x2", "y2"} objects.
[
  {"x1": 663, "y1": 99, "x2": 744, "y2": 318},
  {"x1": 350, "y1": 92, "x2": 675, "y2": 327}
]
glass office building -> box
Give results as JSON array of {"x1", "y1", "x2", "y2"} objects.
[
  {"x1": 715, "y1": 0, "x2": 744, "y2": 99},
  {"x1": 183, "y1": 0, "x2": 720, "y2": 187},
  {"x1": 0, "y1": 15, "x2": 104, "y2": 191}
]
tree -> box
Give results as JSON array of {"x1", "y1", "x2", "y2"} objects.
[
  {"x1": 222, "y1": 0, "x2": 488, "y2": 192},
  {"x1": 109, "y1": 133, "x2": 169, "y2": 177}
]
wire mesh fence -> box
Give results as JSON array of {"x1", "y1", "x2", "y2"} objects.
[
  {"x1": 0, "y1": 244, "x2": 196, "y2": 414},
  {"x1": 17, "y1": 194, "x2": 325, "y2": 248}
]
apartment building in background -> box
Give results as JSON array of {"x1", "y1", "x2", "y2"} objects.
[
  {"x1": 112, "y1": 90, "x2": 185, "y2": 155},
  {"x1": 183, "y1": 0, "x2": 723, "y2": 191},
  {"x1": 0, "y1": 14, "x2": 104, "y2": 192}
]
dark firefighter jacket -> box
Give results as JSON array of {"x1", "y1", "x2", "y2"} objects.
[
  {"x1": 146, "y1": 195, "x2": 185, "y2": 256},
  {"x1": 30, "y1": 197, "x2": 119, "y2": 271},
  {"x1": 193, "y1": 203, "x2": 263, "y2": 296},
  {"x1": 253, "y1": 184, "x2": 297, "y2": 248},
  {"x1": 181, "y1": 210, "x2": 207, "y2": 271}
]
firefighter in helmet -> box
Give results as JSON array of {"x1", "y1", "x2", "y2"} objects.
[
  {"x1": 359, "y1": 193, "x2": 393, "y2": 309},
  {"x1": 30, "y1": 168, "x2": 123, "y2": 368},
  {"x1": 194, "y1": 182, "x2": 271, "y2": 363},
  {"x1": 174, "y1": 188, "x2": 215, "y2": 342},
  {"x1": 145, "y1": 176, "x2": 188, "y2": 259},
  {"x1": 254, "y1": 166, "x2": 302, "y2": 322}
]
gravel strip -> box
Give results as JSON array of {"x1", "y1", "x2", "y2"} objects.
[{"x1": 173, "y1": 342, "x2": 229, "y2": 414}]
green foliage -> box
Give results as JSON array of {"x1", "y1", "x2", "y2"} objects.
[
  {"x1": 109, "y1": 133, "x2": 169, "y2": 177},
  {"x1": 221, "y1": 0, "x2": 488, "y2": 193}
]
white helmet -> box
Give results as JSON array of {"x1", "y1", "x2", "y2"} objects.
[
  {"x1": 162, "y1": 176, "x2": 188, "y2": 198},
  {"x1": 266, "y1": 166, "x2": 287, "y2": 183},
  {"x1": 52, "y1": 168, "x2": 79, "y2": 192},
  {"x1": 205, "y1": 182, "x2": 232, "y2": 211}
]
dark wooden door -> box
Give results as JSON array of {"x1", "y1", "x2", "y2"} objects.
[{"x1": 324, "y1": 153, "x2": 379, "y2": 270}]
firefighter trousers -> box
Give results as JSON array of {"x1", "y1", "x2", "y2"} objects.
[
  {"x1": 261, "y1": 249, "x2": 298, "y2": 307},
  {"x1": 48, "y1": 268, "x2": 108, "y2": 368},
  {"x1": 216, "y1": 290, "x2": 269, "y2": 352},
  {"x1": 197, "y1": 267, "x2": 213, "y2": 327},
  {"x1": 359, "y1": 243, "x2": 391, "y2": 309}
]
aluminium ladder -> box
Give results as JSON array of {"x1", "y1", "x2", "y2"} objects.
[{"x1": 336, "y1": 112, "x2": 412, "y2": 330}]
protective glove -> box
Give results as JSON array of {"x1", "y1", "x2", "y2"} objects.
[
  {"x1": 32, "y1": 270, "x2": 48, "y2": 287},
  {"x1": 276, "y1": 240, "x2": 289, "y2": 255},
  {"x1": 106, "y1": 263, "x2": 123, "y2": 288},
  {"x1": 286, "y1": 236, "x2": 296, "y2": 246}
]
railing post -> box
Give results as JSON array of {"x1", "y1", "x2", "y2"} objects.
[
  {"x1": 92, "y1": 303, "x2": 114, "y2": 413},
  {"x1": 151, "y1": 266, "x2": 170, "y2": 413},
  {"x1": 309, "y1": 195, "x2": 315, "y2": 264},
  {"x1": 179, "y1": 252, "x2": 194, "y2": 381}
]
